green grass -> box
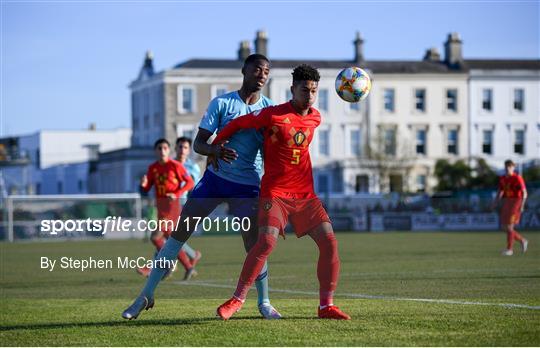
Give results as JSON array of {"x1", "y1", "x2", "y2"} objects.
[{"x1": 1, "y1": 232, "x2": 539, "y2": 346}]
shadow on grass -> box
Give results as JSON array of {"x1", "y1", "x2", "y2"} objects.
[{"x1": 0, "y1": 315, "x2": 315, "y2": 332}]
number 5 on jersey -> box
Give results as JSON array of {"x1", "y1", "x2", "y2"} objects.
[{"x1": 291, "y1": 149, "x2": 300, "y2": 165}]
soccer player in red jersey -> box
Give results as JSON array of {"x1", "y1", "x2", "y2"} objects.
[
  {"x1": 139, "y1": 138, "x2": 195, "y2": 276},
  {"x1": 213, "y1": 65, "x2": 350, "y2": 320},
  {"x1": 494, "y1": 159, "x2": 528, "y2": 256}
]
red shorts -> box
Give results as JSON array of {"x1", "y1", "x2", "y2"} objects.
[
  {"x1": 258, "y1": 196, "x2": 331, "y2": 237},
  {"x1": 500, "y1": 198, "x2": 522, "y2": 225}
]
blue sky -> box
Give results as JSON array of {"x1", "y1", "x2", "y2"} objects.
[{"x1": 2, "y1": 1, "x2": 539, "y2": 136}]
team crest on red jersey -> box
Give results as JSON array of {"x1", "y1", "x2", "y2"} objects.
[{"x1": 293, "y1": 131, "x2": 306, "y2": 146}]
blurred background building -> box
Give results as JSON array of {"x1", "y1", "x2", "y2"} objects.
[{"x1": 127, "y1": 30, "x2": 540, "y2": 197}]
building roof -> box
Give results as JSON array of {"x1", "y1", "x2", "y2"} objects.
[
  {"x1": 174, "y1": 58, "x2": 540, "y2": 73},
  {"x1": 465, "y1": 59, "x2": 540, "y2": 70}
]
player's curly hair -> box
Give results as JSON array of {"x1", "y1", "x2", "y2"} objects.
[{"x1": 292, "y1": 64, "x2": 320, "y2": 84}]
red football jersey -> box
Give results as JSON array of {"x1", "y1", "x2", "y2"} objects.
[
  {"x1": 142, "y1": 159, "x2": 194, "y2": 218},
  {"x1": 498, "y1": 173, "x2": 526, "y2": 198},
  {"x1": 213, "y1": 102, "x2": 320, "y2": 198}
]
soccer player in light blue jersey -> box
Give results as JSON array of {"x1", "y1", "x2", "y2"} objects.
[{"x1": 122, "y1": 54, "x2": 282, "y2": 320}]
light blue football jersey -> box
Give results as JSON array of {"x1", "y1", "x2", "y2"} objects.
[{"x1": 199, "y1": 91, "x2": 274, "y2": 186}]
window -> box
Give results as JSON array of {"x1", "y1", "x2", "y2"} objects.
[
  {"x1": 78, "y1": 180, "x2": 84, "y2": 192},
  {"x1": 350, "y1": 102, "x2": 360, "y2": 112},
  {"x1": 482, "y1": 130, "x2": 493, "y2": 155},
  {"x1": 350, "y1": 129, "x2": 361, "y2": 156},
  {"x1": 416, "y1": 175, "x2": 426, "y2": 192},
  {"x1": 285, "y1": 89, "x2": 292, "y2": 102},
  {"x1": 415, "y1": 89, "x2": 426, "y2": 112},
  {"x1": 144, "y1": 115, "x2": 149, "y2": 128},
  {"x1": 212, "y1": 85, "x2": 228, "y2": 99},
  {"x1": 415, "y1": 129, "x2": 426, "y2": 155},
  {"x1": 318, "y1": 174, "x2": 329, "y2": 193},
  {"x1": 355, "y1": 175, "x2": 369, "y2": 193},
  {"x1": 177, "y1": 85, "x2": 196, "y2": 114},
  {"x1": 514, "y1": 129, "x2": 525, "y2": 155},
  {"x1": 514, "y1": 89, "x2": 524, "y2": 111},
  {"x1": 447, "y1": 129, "x2": 458, "y2": 155},
  {"x1": 318, "y1": 89, "x2": 328, "y2": 111},
  {"x1": 482, "y1": 89, "x2": 492, "y2": 111},
  {"x1": 183, "y1": 129, "x2": 194, "y2": 140},
  {"x1": 153, "y1": 112, "x2": 160, "y2": 126},
  {"x1": 319, "y1": 129, "x2": 329, "y2": 156},
  {"x1": 384, "y1": 128, "x2": 396, "y2": 156},
  {"x1": 384, "y1": 88, "x2": 395, "y2": 112},
  {"x1": 57, "y1": 181, "x2": 63, "y2": 194},
  {"x1": 446, "y1": 89, "x2": 457, "y2": 112},
  {"x1": 133, "y1": 116, "x2": 139, "y2": 130}
]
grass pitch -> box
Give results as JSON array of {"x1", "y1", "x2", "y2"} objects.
[{"x1": 1, "y1": 231, "x2": 539, "y2": 346}]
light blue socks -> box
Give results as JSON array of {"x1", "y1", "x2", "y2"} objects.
[
  {"x1": 255, "y1": 261, "x2": 270, "y2": 305},
  {"x1": 141, "y1": 237, "x2": 184, "y2": 299},
  {"x1": 182, "y1": 243, "x2": 197, "y2": 259}
]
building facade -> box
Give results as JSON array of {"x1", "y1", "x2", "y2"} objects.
[{"x1": 129, "y1": 31, "x2": 539, "y2": 195}]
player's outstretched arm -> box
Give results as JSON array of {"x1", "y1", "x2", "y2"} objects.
[{"x1": 213, "y1": 111, "x2": 271, "y2": 144}]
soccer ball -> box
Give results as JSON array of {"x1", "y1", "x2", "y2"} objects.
[{"x1": 335, "y1": 67, "x2": 371, "y2": 103}]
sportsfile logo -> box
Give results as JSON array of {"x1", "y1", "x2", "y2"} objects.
[{"x1": 40, "y1": 216, "x2": 252, "y2": 235}]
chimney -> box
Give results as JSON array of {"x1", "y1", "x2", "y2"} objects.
[
  {"x1": 238, "y1": 40, "x2": 251, "y2": 61},
  {"x1": 444, "y1": 32, "x2": 463, "y2": 67},
  {"x1": 353, "y1": 32, "x2": 364, "y2": 64},
  {"x1": 423, "y1": 47, "x2": 441, "y2": 62},
  {"x1": 138, "y1": 50, "x2": 154, "y2": 80},
  {"x1": 254, "y1": 30, "x2": 268, "y2": 56}
]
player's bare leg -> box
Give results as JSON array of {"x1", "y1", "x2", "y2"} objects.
[
  {"x1": 217, "y1": 227, "x2": 279, "y2": 320},
  {"x1": 307, "y1": 222, "x2": 350, "y2": 320}
]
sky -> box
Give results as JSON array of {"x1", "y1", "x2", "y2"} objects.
[{"x1": 1, "y1": 1, "x2": 539, "y2": 136}]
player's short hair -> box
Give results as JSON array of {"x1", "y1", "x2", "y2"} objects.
[
  {"x1": 504, "y1": 159, "x2": 515, "y2": 167},
  {"x1": 154, "y1": 138, "x2": 170, "y2": 149},
  {"x1": 243, "y1": 54, "x2": 269, "y2": 68},
  {"x1": 292, "y1": 64, "x2": 320, "y2": 85},
  {"x1": 175, "y1": 136, "x2": 192, "y2": 147}
]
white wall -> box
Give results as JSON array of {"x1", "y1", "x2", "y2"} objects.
[{"x1": 469, "y1": 69, "x2": 540, "y2": 170}]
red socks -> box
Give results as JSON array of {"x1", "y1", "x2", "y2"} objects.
[
  {"x1": 176, "y1": 250, "x2": 193, "y2": 271},
  {"x1": 231, "y1": 230, "x2": 340, "y2": 307},
  {"x1": 234, "y1": 233, "x2": 277, "y2": 300},
  {"x1": 507, "y1": 229, "x2": 525, "y2": 249},
  {"x1": 314, "y1": 232, "x2": 340, "y2": 308}
]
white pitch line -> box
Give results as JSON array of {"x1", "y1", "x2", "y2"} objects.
[{"x1": 174, "y1": 280, "x2": 540, "y2": 310}]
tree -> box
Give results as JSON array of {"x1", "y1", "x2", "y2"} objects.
[
  {"x1": 469, "y1": 158, "x2": 498, "y2": 189},
  {"x1": 434, "y1": 159, "x2": 471, "y2": 191}
]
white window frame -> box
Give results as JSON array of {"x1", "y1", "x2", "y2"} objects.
[
  {"x1": 317, "y1": 127, "x2": 330, "y2": 157},
  {"x1": 513, "y1": 128, "x2": 526, "y2": 156},
  {"x1": 415, "y1": 128, "x2": 427, "y2": 156},
  {"x1": 177, "y1": 85, "x2": 197, "y2": 114},
  {"x1": 413, "y1": 88, "x2": 426, "y2": 113},
  {"x1": 211, "y1": 84, "x2": 228, "y2": 99},
  {"x1": 284, "y1": 89, "x2": 292, "y2": 103},
  {"x1": 512, "y1": 88, "x2": 525, "y2": 113},
  {"x1": 481, "y1": 88, "x2": 493, "y2": 112},
  {"x1": 346, "y1": 126, "x2": 362, "y2": 157},
  {"x1": 318, "y1": 88, "x2": 329, "y2": 112},
  {"x1": 383, "y1": 88, "x2": 395, "y2": 113},
  {"x1": 445, "y1": 88, "x2": 458, "y2": 113},
  {"x1": 481, "y1": 128, "x2": 494, "y2": 156},
  {"x1": 446, "y1": 127, "x2": 459, "y2": 156}
]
